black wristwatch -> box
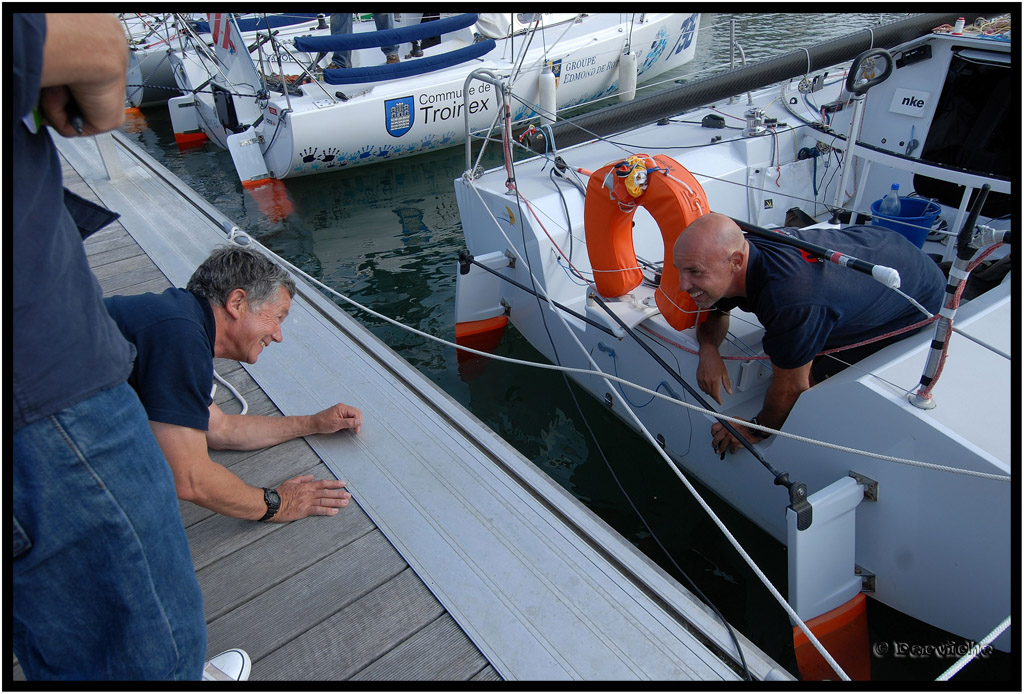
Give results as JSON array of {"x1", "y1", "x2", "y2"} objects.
[
  {"x1": 748, "y1": 417, "x2": 771, "y2": 440},
  {"x1": 258, "y1": 487, "x2": 281, "y2": 522}
]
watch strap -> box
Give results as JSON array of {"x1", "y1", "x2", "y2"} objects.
[
  {"x1": 258, "y1": 487, "x2": 280, "y2": 522},
  {"x1": 749, "y1": 417, "x2": 771, "y2": 440}
]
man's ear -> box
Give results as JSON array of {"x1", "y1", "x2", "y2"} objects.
[
  {"x1": 224, "y1": 288, "x2": 248, "y2": 318},
  {"x1": 729, "y1": 248, "x2": 745, "y2": 271}
]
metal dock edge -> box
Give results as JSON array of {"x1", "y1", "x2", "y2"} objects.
[{"x1": 48, "y1": 130, "x2": 792, "y2": 681}]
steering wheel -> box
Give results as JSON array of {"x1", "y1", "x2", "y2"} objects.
[{"x1": 845, "y1": 48, "x2": 894, "y2": 96}]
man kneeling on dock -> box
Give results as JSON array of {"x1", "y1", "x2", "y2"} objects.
[{"x1": 105, "y1": 245, "x2": 362, "y2": 523}]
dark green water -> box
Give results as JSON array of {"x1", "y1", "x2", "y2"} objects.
[{"x1": 119, "y1": 13, "x2": 1013, "y2": 682}]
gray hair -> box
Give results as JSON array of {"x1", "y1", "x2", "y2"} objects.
[{"x1": 186, "y1": 245, "x2": 296, "y2": 309}]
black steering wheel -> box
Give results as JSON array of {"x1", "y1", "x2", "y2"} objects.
[{"x1": 845, "y1": 48, "x2": 894, "y2": 96}]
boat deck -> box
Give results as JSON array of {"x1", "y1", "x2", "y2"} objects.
[{"x1": 14, "y1": 129, "x2": 790, "y2": 682}]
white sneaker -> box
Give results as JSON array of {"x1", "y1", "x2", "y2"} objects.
[{"x1": 202, "y1": 649, "x2": 252, "y2": 681}]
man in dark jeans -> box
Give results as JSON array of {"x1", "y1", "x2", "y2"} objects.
[
  {"x1": 328, "y1": 12, "x2": 400, "y2": 67},
  {"x1": 13, "y1": 13, "x2": 247, "y2": 681}
]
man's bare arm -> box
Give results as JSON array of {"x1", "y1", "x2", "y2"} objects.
[
  {"x1": 695, "y1": 311, "x2": 733, "y2": 404},
  {"x1": 150, "y1": 420, "x2": 351, "y2": 521},
  {"x1": 205, "y1": 401, "x2": 362, "y2": 451},
  {"x1": 710, "y1": 360, "x2": 812, "y2": 456}
]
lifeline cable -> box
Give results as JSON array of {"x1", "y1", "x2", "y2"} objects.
[
  {"x1": 464, "y1": 188, "x2": 850, "y2": 680},
  {"x1": 226, "y1": 229, "x2": 1012, "y2": 483},
  {"x1": 935, "y1": 615, "x2": 1011, "y2": 682},
  {"x1": 506, "y1": 160, "x2": 754, "y2": 680},
  {"x1": 500, "y1": 166, "x2": 810, "y2": 500}
]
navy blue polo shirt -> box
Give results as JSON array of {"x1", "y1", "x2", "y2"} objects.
[
  {"x1": 105, "y1": 289, "x2": 217, "y2": 431},
  {"x1": 714, "y1": 226, "x2": 945, "y2": 369},
  {"x1": 13, "y1": 13, "x2": 135, "y2": 430}
]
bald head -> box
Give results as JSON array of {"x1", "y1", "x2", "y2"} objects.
[
  {"x1": 674, "y1": 212, "x2": 746, "y2": 259},
  {"x1": 672, "y1": 213, "x2": 748, "y2": 307}
]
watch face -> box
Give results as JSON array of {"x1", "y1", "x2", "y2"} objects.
[{"x1": 266, "y1": 488, "x2": 281, "y2": 509}]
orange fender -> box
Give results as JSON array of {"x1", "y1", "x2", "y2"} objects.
[
  {"x1": 793, "y1": 592, "x2": 871, "y2": 681},
  {"x1": 242, "y1": 178, "x2": 294, "y2": 223},
  {"x1": 583, "y1": 154, "x2": 710, "y2": 331}
]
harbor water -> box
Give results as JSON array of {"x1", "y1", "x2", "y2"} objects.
[{"x1": 119, "y1": 13, "x2": 1011, "y2": 681}]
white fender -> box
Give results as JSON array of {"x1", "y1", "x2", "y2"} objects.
[
  {"x1": 538, "y1": 65, "x2": 557, "y2": 125},
  {"x1": 618, "y1": 51, "x2": 637, "y2": 102}
]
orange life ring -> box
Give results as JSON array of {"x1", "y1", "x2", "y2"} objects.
[{"x1": 583, "y1": 153, "x2": 710, "y2": 331}]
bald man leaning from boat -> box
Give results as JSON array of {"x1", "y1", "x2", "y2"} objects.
[
  {"x1": 673, "y1": 212, "x2": 944, "y2": 458},
  {"x1": 105, "y1": 245, "x2": 362, "y2": 523}
]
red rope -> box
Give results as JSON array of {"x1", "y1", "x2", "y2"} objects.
[
  {"x1": 916, "y1": 243, "x2": 1005, "y2": 399},
  {"x1": 643, "y1": 244, "x2": 1005, "y2": 366},
  {"x1": 640, "y1": 313, "x2": 938, "y2": 361}
]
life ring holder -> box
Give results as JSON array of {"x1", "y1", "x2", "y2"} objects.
[{"x1": 583, "y1": 153, "x2": 710, "y2": 331}]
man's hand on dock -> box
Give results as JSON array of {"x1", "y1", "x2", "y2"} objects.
[
  {"x1": 272, "y1": 474, "x2": 352, "y2": 522},
  {"x1": 310, "y1": 403, "x2": 363, "y2": 435}
]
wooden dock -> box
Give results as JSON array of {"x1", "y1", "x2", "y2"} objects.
[{"x1": 13, "y1": 130, "x2": 792, "y2": 682}]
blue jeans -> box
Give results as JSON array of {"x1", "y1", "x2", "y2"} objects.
[
  {"x1": 330, "y1": 13, "x2": 398, "y2": 67},
  {"x1": 13, "y1": 382, "x2": 206, "y2": 680}
]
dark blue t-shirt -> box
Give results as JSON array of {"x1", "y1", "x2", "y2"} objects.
[
  {"x1": 714, "y1": 226, "x2": 945, "y2": 369},
  {"x1": 13, "y1": 13, "x2": 136, "y2": 430},
  {"x1": 105, "y1": 289, "x2": 217, "y2": 431}
]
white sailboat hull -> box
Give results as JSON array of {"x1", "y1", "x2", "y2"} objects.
[
  {"x1": 454, "y1": 25, "x2": 1012, "y2": 652},
  {"x1": 168, "y1": 13, "x2": 700, "y2": 178}
]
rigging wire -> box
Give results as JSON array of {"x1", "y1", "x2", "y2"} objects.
[
  {"x1": 459, "y1": 179, "x2": 1010, "y2": 483},
  {"x1": 502, "y1": 159, "x2": 754, "y2": 680},
  {"x1": 216, "y1": 209, "x2": 1005, "y2": 681},
  {"x1": 451, "y1": 188, "x2": 850, "y2": 681},
  {"x1": 223, "y1": 226, "x2": 1010, "y2": 484}
]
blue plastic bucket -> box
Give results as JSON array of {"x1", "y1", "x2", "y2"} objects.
[{"x1": 869, "y1": 196, "x2": 941, "y2": 248}]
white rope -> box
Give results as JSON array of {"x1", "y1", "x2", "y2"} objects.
[
  {"x1": 213, "y1": 368, "x2": 249, "y2": 415},
  {"x1": 229, "y1": 179, "x2": 1014, "y2": 677},
  {"x1": 229, "y1": 222, "x2": 849, "y2": 677},
  {"x1": 654, "y1": 285, "x2": 707, "y2": 316},
  {"x1": 934, "y1": 616, "x2": 1010, "y2": 681},
  {"x1": 798, "y1": 46, "x2": 811, "y2": 77},
  {"x1": 467, "y1": 182, "x2": 851, "y2": 681},
  {"x1": 227, "y1": 224, "x2": 1011, "y2": 484}
]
